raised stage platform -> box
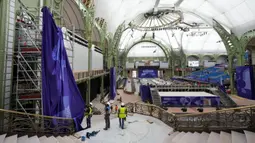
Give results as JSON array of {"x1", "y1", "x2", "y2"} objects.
[{"x1": 160, "y1": 92, "x2": 220, "y2": 107}]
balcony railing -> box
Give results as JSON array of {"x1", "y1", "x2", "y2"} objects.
[
  {"x1": 0, "y1": 109, "x2": 75, "y2": 136},
  {"x1": 73, "y1": 70, "x2": 107, "y2": 83},
  {"x1": 126, "y1": 102, "x2": 255, "y2": 132}
]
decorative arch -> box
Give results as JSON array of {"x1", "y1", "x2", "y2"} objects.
[
  {"x1": 124, "y1": 39, "x2": 171, "y2": 60},
  {"x1": 216, "y1": 55, "x2": 228, "y2": 64},
  {"x1": 104, "y1": 37, "x2": 109, "y2": 49},
  {"x1": 240, "y1": 29, "x2": 255, "y2": 51},
  {"x1": 202, "y1": 55, "x2": 214, "y2": 61},
  {"x1": 186, "y1": 55, "x2": 200, "y2": 61},
  {"x1": 62, "y1": 0, "x2": 86, "y2": 37},
  {"x1": 92, "y1": 26, "x2": 101, "y2": 46}
]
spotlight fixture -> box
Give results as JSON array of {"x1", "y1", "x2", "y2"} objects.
[
  {"x1": 197, "y1": 107, "x2": 203, "y2": 112},
  {"x1": 181, "y1": 107, "x2": 187, "y2": 112}
]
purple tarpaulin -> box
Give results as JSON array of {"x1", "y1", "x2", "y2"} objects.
[
  {"x1": 140, "y1": 85, "x2": 152, "y2": 103},
  {"x1": 110, "y1": 67, "x2": 116, "y2": 100},
  {"x1": 161, "y1": 96, "x2": 220, "y2": 107},
  {"x1": 41, "y1": 7, "x2": 85, "y2": 131},
  {"x1": 236, "y1": 66, "x2": 255, "y2": 100},
  {"x1": 138, "y1": 66, "x2": 158, "y2": 78}
]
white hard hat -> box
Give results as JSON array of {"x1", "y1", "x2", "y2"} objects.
[
  {"x1": 107, "y1": 102, "x2": 110, "y2": 105},
  {"x1": 121, "y1": 103, "x2": 125, "y2": 106},
  {"x1": 89, "y1": 102, "x2": 93, "y2": 106}
]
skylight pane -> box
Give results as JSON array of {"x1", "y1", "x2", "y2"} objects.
[
  {"x1": 225, "y1": 8, "x2": 244, "y2": 26},
  {"x1": 180, "y1": 0, "x2": 205, "y2": 11},
  {"x1": 236, "y1": 2, "x2": 254, "y2": 23},
  {"x1": 196, "y1": 1, "x2": 221, "y2": 18}
]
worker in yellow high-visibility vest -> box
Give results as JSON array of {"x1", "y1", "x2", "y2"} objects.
[
  {"x1": 118, "y1": 102, "x2": 127, "y2": 129},
  {"x1": 84, "y1": 102, "x2": 93, "y2": 129}
]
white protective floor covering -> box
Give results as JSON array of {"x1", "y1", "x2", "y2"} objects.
[
  {"x1": 158, "y1": 92, "x2": 217, "y2": 97},
  {"x1": 77, "y1": 114, "x2": 172, "y2": 143}
]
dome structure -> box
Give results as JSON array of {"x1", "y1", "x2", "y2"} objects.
[{"x1": 94, "y1": 0, "x2": 255, "y2": 56}]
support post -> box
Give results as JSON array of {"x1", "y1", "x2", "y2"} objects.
[
  {"x1": 228, "y1": 56, "x2": 235, "y2": 93},
  {"x1": 0, "y1": 0, "x2": 7, "y2": 109},
  {"x1": 100, "y1": 75, "x2": 104, "y2": 99},
  {"x1": 86, "y1": 43, "x2": 92, "y2": 104}
]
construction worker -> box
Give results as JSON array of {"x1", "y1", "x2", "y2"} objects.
[
  {"x1": 84, "y1": 102, "x2": 93, "y2": 129},
  {"x1": 115, "y1": 105, "x2": 118, "y2": 114},
  {"x1": 118, "y1": 102, "x2": 127, "y2": 129},
  {"x1": 104, "y1": 102, "x2": 111, "y2": 130}
]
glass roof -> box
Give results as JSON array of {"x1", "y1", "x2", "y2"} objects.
[
  {"x1": 119, "y1": 28, "x2": 226, "y2": 55},
  {"x1": 94, "y1": 0, "x2": 255, "y2": 55},
  {"x1": 94, "y1": 0, "x2": 255, "y2": 36}
]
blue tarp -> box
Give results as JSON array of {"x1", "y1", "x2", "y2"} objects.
[
  {"x1": 140, "y1": 85, "x2": 152, "y2": 103},
  {"x1": 138, "y1": 69, "x2": 158, "y2": 78},
  {"x1": 236, "y1": 66, "x2": 255, "y2": 100},
  {"x1": 41, "y1": 7, "x2": 85, "y2": 131},
  {"x1": 110, "y1": 67, "x2": 116, "y2": 100}
]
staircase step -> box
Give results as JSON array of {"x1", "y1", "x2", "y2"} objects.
[
  {"x1": 190, "y1": 132, "x2": 200, "y2": 143},
  {"x1": 207, "y1": 132, "x2": 220, "y2": 143},
  {"x1": 244, "y1": 130, "x2": 255, "y2": 143},
  {"x1": 68, "y1": 135, "x2": 80, "y2": 143},
  {"x1": 62, "y1": 136, "x2": 75, "y2": 143},
  {"x1": 231, "y1": 131, "x2": 247, "y2": 143},
  {"x1": 17, "y1": 135, "x2": 28, "y2": 143},
  {"x1": 172, "y1": 132, "x2": 185, "y2": 143},
  {"x1": 28, "y1": 136, "x2": 40, "y2": 143},
  {"x1": 56, "y1": 136, "x2": 68, "y2": 143},
  {"x1": 163, "y1": 131, "x2": 179, "y2": 143},
  {"x1": 196, "y1": 132, "x2": 209, "y2": 143},
  {"x1": 3, "y1": 135, "x2": 17, "y2": 143},
  {"x1": 178, "y1": 132, "x2": 192, "y2": 143},
  {"x1": 47, "y1": 136, "x2": 59, "y2": 143},
  {"x1": 39, "y1": 136, "x2": 47, "y2": 142},
  {"x1": 40, "y1": 138, "x2": 50, "y2": 143},
  {"x1": 0, "y1": 134, "x2": 6, "y2": 143},
  {"x1": 220, "y1": 131, "x2": 231, "y2": 143}
]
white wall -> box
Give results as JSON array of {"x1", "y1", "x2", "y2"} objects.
[
  {"x1": 127, "y1": 42, "x2": 165, "y2": 57},
  {"x1": 72, "y1": 41, "x2": 89, "y2": 71},
  {"x1": 126, "y1": 62, "x2": 134, "y2": 69},
  {"x1": 216, "y1": 56, "x2": 228, "y2": 64},
  {"x1": 91, "y1": 45, "x2": 103, "y2": 70},
  {"x1": 160, "y1": 61, "x2": 169, "y2": 69},
  {"x1": 204, "y1": 61, "x2": 216, "y2": 67}
]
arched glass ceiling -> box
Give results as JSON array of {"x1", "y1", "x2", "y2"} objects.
[
  {"x1": 94, "y1": 0, "x2": 255, "y2": 36},
  {"x1": 119, "y1": 28, "x2": 226, "y2": 55}
]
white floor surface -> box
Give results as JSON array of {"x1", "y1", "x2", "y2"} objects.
[{"x1": 77, "y1": 114, "x2": 172, "y2": 143}]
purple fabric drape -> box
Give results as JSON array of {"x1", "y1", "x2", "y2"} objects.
[
  {"x1": 236, "y1": 66, "x2": 255, "y2": 100},
  {"x1": 41, "y1": 7, "x2": 85, "y2": 131},
  {"x1": 140, "y1": 85, "x2": 152, "y2": 103},
  {"x1": 110, "y1": 67, "x2": 116, "y2": 100}
]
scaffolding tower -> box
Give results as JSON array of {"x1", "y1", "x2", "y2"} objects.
[{"x1": 13, "y1": 0, "x2": 75, "y2": 115}]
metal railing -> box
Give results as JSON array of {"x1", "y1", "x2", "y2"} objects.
[
  {"x1": 0, "y1": 109, "x2": 75, "y2": 136},
  {"x1": 73, "y1": 70, "x2": 108, "y2": 83},
  {"x1": 126, "y1": 102, "x2": 255, "y2": 132}
]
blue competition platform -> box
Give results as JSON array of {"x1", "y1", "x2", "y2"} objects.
[{"x1": 160, "y1": 92, "x2": 220, "y2": 107}]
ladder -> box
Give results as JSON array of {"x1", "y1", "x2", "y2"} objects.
[{"x1": 14, "y1": 2, "x2": 43, "y2": 114}]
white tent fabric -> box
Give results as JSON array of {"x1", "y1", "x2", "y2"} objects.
[
  {"x1": 127, "y1": 42, "x2": 165, "y2": 57},
  {"x1": 119, "y1": 28, "x2": 226, "y2": 55},
  {"x1": 94, "y1": 0, "x2": 255, "y2": 36}
]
